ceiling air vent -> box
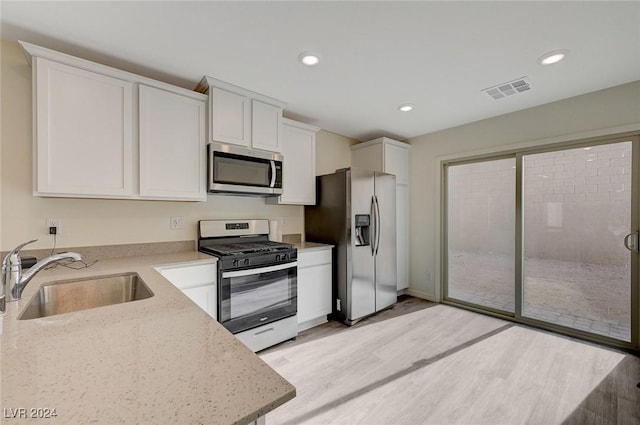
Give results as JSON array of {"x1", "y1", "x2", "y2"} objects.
[{"x1": 482, "y1": 77, "x2": 531, "y2": 100}]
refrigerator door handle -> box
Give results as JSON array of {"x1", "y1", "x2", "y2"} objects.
[
  {"x1": 374, "y1": 195, "x2": 382, "y2": 256},
  {"x1": 370, "y1": 195, "x2": 377, "y2": 255}
]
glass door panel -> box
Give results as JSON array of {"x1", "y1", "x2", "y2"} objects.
[
  {"x1": 446, "y1": 158, "x2": 516, "y2": 313},
  {"x1": 522, "y1": 141, "x2": 633, "y2": 341}
]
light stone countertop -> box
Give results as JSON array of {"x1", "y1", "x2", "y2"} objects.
[
  {"x1": 292, "y1": 241, "x2": 333, "y2": 253},
  {"x1": 0, "y1": 251, "x2": 295, "y2": 425}
]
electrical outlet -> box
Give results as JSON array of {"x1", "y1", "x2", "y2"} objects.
[
  {"x1": 46, "y1": 218, "x2": 61, "y2": 235},
  {"x1": 170, "y1": 216, "x2": 184, "y2": 229},
  {"x1": 336, "y1": 299, "x2": 341, "y2": 311}
]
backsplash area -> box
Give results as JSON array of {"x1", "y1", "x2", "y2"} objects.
[{"x1": 7, "y1": 240, "x2": 196, "y2": 263}]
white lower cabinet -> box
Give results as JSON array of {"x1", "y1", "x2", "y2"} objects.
[
  {"x1": 297, "y1": 248, "x2": 332, "y2": 331},
  {"x1": 181, "y1": 285, "x2": 217, "y2": 320},
  {"x1": 251, "y1": 416, "x2": 266, "y2": 425},
  {"x1": 396, "y1": 184, "x2": 410, "y2": 289},
  {"x1": 156, "y1": 261, "x2": 217, "y2": 320}
]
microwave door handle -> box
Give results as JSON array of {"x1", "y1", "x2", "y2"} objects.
[{"x1": 270, "y1": 161, "x2": 276, "y2": 188}]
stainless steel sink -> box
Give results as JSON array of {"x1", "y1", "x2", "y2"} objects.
[{"x1": 17, "y1": 273, "x2": 154, "y2": 320}]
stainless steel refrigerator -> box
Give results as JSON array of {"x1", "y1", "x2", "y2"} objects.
[{"x1": 305, "y1": 168, "x2": 397, "y2": 325}]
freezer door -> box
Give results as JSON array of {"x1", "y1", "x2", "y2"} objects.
[
  {"x1": 349, "y1": 168, "x2": 376, "y2": 321},
  {"x1": 374, "y1": 171, "x2": 397, "y2": 311}
]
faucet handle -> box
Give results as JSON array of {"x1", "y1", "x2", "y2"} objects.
[{"x1": 2, "y1": 239, "x2": 38, "y2": 268}]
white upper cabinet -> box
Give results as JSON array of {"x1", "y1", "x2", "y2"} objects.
[
  {"x1": 351, "y1": 137, "x2": 411, "y2": 290},
  {"x1": 197, "y1": 76, "x2": 286, "y2": 153},
  {"x1": 21, "y1": 41, "x2": 208, "y2": 201},
  {"x1": 350, "y1": 141, "x2": 383, "y2": 174},
  {"x1": 34, "y1": 57, "x2": 134, "y2": 197},
  {"x1": 268, "y1": 118, "x2": 319, "y2": 205},
  {"x1": 383, "y1": 141, "x2": 410, "y2": 185},
  {"x1": 210, "y1": 87, "x2": 251, "y2": 147},
  {"x1": 251, "y1": 100, "x2": 282, "y2": 152},
  {"x1": 139, "y1": 84, "x2": 206, "y2": 201},
  {"x1": 351, "y1": 137, "x2": 411, "y2": 180}
]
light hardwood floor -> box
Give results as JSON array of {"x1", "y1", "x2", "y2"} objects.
[{"x1": 259, "y1": 296, "x2": 640, "y2": 425}]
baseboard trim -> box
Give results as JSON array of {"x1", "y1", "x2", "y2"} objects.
[
  {"x1": 404, "y1": 289, "x2": 439, "y2": 303},
  {"x1": 298, "y1": 316, "x2": 328, "y2": 332}
]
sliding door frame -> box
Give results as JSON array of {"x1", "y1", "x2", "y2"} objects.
[
  {"x1": 441, "y1": 132, "x2": 640, "y2": 350},
  {"x1": 442, "y1": 154, "x2": 517, "y2": 317}
]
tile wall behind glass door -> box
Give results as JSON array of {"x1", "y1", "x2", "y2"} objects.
[
  {"x1": 522, "y1": 141, "x2": 633, "y2": 341},
  {"x1": 446, "y1": 158, "x2": 516, "y2": 313}
]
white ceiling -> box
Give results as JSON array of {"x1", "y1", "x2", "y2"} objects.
[{"x1": 2, "y1": 1, "x2": 639, "y2": 142}]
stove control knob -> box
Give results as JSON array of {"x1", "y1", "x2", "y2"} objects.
[
  {"x1": 276, "y1": 255, "x2": 281, "y2": 261},
  {"x1": 283, "y1": 253, "x2": 289, "y2": 261},
  {"x1": 244, "y1": 259, "x2": 250, "y2": 266},
  {"x1": 233, "y1": 260, "x2": 239, "y2": 267}
]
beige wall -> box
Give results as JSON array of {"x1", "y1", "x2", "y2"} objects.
[
  {"x1": 0, "y1": 40, "x2": 354, "y2": 251},
  {"x1": 316, "y1": 130, "x2": 358, "y2": 176},
  {"x1": 407, "y1": 80, "x2": 640, "y2": 300}
]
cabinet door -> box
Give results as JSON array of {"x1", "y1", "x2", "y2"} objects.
[
  {"x1": 384, "y1": 143, "x2": 410, "y2": 185},
  {"x1": 396, "y1": 184, "x2": 410, "y2": 290},
  {"x1": 297, "y1": 263, "x2": 332, "y2": 324},
  {"x1": 157, "y1": 262, "x2": 217, "y2": 289},
  {"x1": 351, "y1": 143, "x2": 384, "y2": 172},
  {"x1": 182, "y1": 285, "x2": 217, "y2": 320},
  {"x1": 210, "y1": 87, "x2": 250, "y2": 147},
  {"x1": 139, "y1": 84, "x2": 206, "y2": 201},
  {"x1": 34, "y1": 57, "x2": 134, "y2": 197},
  {"x1": 251, "y1": 100, "x2": 282, "y2": 152},
  {"x1": 279, "y1": 124, "x2": 316, "y2": 204}
]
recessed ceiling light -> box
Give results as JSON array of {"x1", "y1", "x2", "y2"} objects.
[
  {"x1": 299, "y1": 52, "x2": 320, "y2": 66},
  {"x1": 398, "y1": 103, "x2": 414, "y2": 112},
  {"x1": 538, "y1": 49, "x2": 569, "y2": 65}
]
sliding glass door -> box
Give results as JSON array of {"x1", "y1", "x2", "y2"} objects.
[
  {"x1": 445, "y1": 157, "x2": 516, "y2": 313},
  {"x1": 443, "y1": 136, "x2": 638, "y2": 347},
  {"x1": 522, "y1": 141, "x2": 634, "y2": 341}
]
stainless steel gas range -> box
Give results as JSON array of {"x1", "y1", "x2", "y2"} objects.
[{"x1": 198, "y1": 219, "x2": 297, "y2": 352}]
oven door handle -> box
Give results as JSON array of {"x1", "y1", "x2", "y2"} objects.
[{"x1": 222, "y1": 261, "x2": 298, "y2": 278}]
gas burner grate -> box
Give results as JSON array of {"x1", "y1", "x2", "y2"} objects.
[{"x1": 202, "y1": 240, "x2": 293, "y2": 256}]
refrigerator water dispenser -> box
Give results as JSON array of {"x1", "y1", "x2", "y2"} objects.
[{"x1": 354, "y1": 214, "x2": 370, "y2": 246}]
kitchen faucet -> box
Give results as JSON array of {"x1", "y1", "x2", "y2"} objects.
[{"x1": 0, "y1": 239, "x2": 82, "y2": 314}]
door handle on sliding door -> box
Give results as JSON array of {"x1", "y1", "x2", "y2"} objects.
[{"x1": 623, "y1": 231, "x2": 639, "y2": 252}]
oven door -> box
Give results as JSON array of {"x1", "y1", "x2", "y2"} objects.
[{"x1": 219, "y1": 261, "x2": 297, "y2": 334}]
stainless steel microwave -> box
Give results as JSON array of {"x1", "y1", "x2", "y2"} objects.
[{"x1": 208, "y1": 143, "x2": 283, "y2": 196}]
